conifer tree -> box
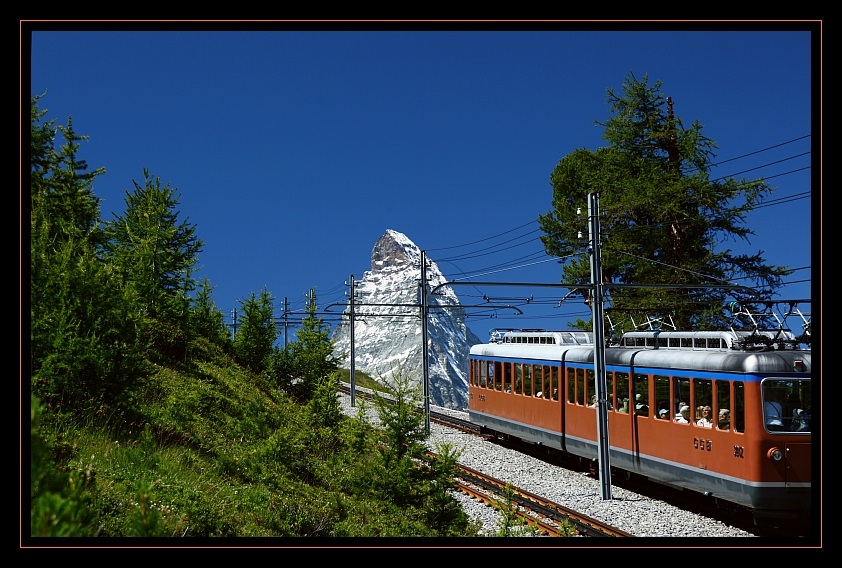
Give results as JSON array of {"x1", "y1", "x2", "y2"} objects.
[
  {"x1": 538, "y1": 72, "x2": 792, "y2": 330},
  {"x1": 103, "y1": 169, "x2": 203, "y2": 361},
  {"x1": 269, "y1": 290, "x2": 343, "y2": 402},
  {"x1": 233, "y1": 286, "x2": 278, "y2": 374},
  {"x1": 190, "y1": 276, "x2": 232, "y2": 349},
  {"x1": 30, "y1": 95, "x2": 143, "y2": 409},
  {"x1": 30, "y1": 93, "x2": 104, "y2": 248}
]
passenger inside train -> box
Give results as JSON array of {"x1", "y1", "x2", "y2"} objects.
[
  {"x1": 696, "y1": 406, "x2": 713, "y2": 427},
  {"x1": 717, "y1": 409, "x2": 730, "y2": 430}
]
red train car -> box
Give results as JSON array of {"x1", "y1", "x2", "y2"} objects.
[{"x1": 468, "y1": 329, "x2": 812, "y2": 530}]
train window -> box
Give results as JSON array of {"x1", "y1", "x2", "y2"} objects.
[
  {"x1": 763, "y1": 379, "x2": 811, "y2": 433},
  {"x1": 607, "y1": 372, "x2": 616, "y2": 411},
  {"x1": 762, "y1": 380, "x2": 787, "y2": 431},
  {"x1": 567, "y1": 367, "x2": 575, "y2": 404},
  {"x1": 654, "y1": 375, "x2": 670, "y2": 419},
  {"x1": 734, "y1": 381, "x2": 745, "y2": 433},
  {"x1": 576, "y1": 369, "x2": 596, "y2": 404},
  {"x1": 550, "y1": 367, "x2": 559, "y2": 400},
  {"x1": 633, "y1": 374, "x2": 649, "y2": 416},
  {"x1": 510, "y1": 363, "x2": 523, "y2": 394},
  {"x1": 615, "y1": 372, "x2": 630, "y2": 413},
  {"x1": 540, "y1": 365, "x2": 551, "y2": 399},
  {"x1": 673, "y1": 377, "x2": 690, "y2": 419},
  {"x1": 502, "y1": 362, "x2": 511, "y2": 392},
  {"x1": 523, "y1": 364, "x2": 532, "y2": 396},
  {"x1": 787, "y1": 380, "x2": 810, "y2": 432},
  {"x1": 694, "y1": 379, "x2": 713, "y2": 427},
  {"x1": 787, "y1": 379, "x2": 811, "y2": 432},
  {"x1": 715, "y1": 380, "x2": 731, "y2": 431}
]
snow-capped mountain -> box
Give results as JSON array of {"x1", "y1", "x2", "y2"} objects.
[{"x1": 330, "y1": 229, "x2": 483, "y2": 410}]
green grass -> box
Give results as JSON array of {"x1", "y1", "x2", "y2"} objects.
[
  {"x1": 335, "y1": 368, "x2": 393, "y2": 394},
  {"x1": 29, "y1": 340, "x2": 480, "y2": 539}
]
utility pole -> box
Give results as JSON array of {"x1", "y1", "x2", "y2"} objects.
[
  {"x1": 420, "y1": 251, "x2": 431, "y2": 435},
  {"x1": 282, "y1": 297, "x2": 289, "y2": 348},
  {"x1": 347, "y1": 274, "x2": 357, "y2": 407},
  {"x1": 587, "y1": 192, "x2": 613, "y2": 500}
]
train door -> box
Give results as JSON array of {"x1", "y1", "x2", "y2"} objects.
[{"x1": 608, "y1": 371, "x2": 634, "y2": 465}]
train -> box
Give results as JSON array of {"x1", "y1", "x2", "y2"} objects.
[{"x1": 467, "y1": 327, "x2": 813, "y2": 530}]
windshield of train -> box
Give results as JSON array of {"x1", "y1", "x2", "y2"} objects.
[{"x1": 762, "y1": 378, "x2": 811, "y2": 433}]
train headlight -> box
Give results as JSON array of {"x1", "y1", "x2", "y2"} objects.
[{"x1": 767, "y1": 447, "x2": 784, "y2": 461}]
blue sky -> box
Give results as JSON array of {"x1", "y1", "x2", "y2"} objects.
[{"x1": 26, "y1": 23, "x2": 818, "y2": 343}]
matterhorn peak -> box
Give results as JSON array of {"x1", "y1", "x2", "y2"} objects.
[
  {"x1": 331, "y1": 230, "x2": 482, "y2": 410},
  {"x1": 371, "y1": 229, "x2": 421, "y2": 272}
]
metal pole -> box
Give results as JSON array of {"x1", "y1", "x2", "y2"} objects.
[
  {"x1": 283, "y1": 297, "x2": 289, "y2": 349},
  {"x1": 420, "y1": 251, "x2": 431, "y2": 435},
  {"x1": 589, "y1": 192, "x2": 612, "y2": 500},
  {"x1": 349, "y1": 275, "x2": 356, "y2": 408}
]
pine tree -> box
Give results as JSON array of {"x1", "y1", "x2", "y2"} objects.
[
  {"x1": 233, "y1": 286, "x2": 278, "y2": 374},
  {"x1": 269, "y1": 290, "x2": 343, "y2": 402},
  {"x1": 103, "y1": 168, "x2": 203, "y2": 361},
  {"x1": 538, "y1": 72, "x2": 792, "y2": 331},
  {"x1": 190, "y1": 276, "x2": 232, "y2": 349},
  {"x1": 30, "y1": 95, "x2": 143, "y2": 409}
]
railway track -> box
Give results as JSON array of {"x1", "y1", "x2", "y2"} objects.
[
  {"x1": 338, "y1": 384, "x2": 631, "y2": 537},
  {"x1": 454, "y1": 462, "x2": 632, "y2": 537}
]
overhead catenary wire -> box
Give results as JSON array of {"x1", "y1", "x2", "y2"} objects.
[{"x1": 253, "y1": 134, "x2": 812, "y2": 334}]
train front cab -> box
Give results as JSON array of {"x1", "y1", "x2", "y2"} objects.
[{"x1": 746, "y1": 377, "x2": 812, "y2": 529}]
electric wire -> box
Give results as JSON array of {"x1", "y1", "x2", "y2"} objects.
[{"x1": 276, "y1": 134, "x2": 812, "y2": 331}]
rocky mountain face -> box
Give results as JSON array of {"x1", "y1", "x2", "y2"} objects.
[{"x1": 330, "y1": 229, "x2": 483, "y2": 410}]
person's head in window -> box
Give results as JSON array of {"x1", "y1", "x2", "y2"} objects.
[
  {"x1": 696, "y1": 405, "x2": 713, "y2": 427},
  {"x1": 718, "y1": 409, "x2": 730, "y2": 429}
]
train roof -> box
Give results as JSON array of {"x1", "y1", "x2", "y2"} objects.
[
  {"x1": 483, "y1": 328, "x2": 806, "y2": 352},
  {"x1": 488, "y1": 329, "x2": 594, "y2": 345},
  {"x1": 472, "y1": 328, "x2": 811, "y2": 374},
  {"x1": 617, "y1": 329, "x2": 803, "y2": 351},
  {"x1": 470, "y1": 341, "x2": 811, "y2": 374}
]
